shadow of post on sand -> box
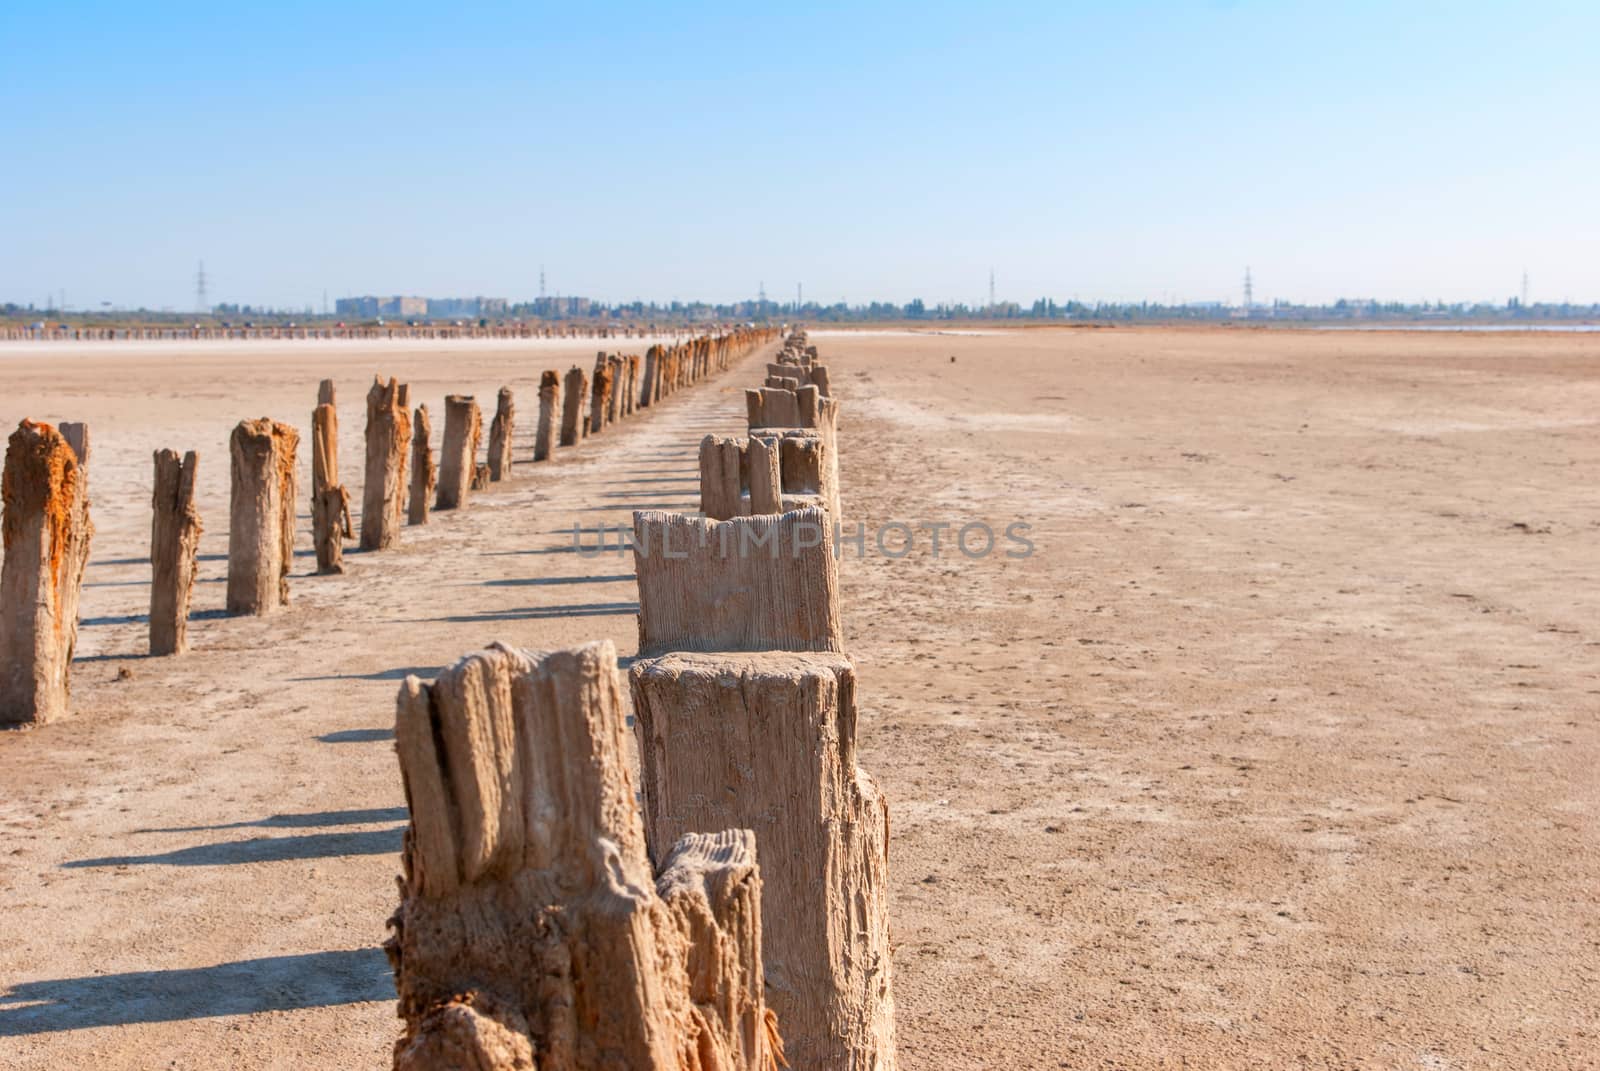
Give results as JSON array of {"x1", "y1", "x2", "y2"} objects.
[{"x1": 0, "y1": 948, "x2": 393, "y2": 1036}]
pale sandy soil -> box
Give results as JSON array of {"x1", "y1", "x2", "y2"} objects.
[{"x1": 0, "y1": 327, "x2": 1597, "y2": 1069}]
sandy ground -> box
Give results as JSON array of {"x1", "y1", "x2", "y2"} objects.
[{"x1": 0, "y1": 327, "x2": 1596, "y2": 1069}]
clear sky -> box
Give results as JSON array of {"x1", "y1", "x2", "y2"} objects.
[{"x1": 2, "y1": 1, "x2": 1595, "y2": 311}]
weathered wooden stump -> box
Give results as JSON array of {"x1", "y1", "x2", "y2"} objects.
[
  {"x1": 470, "y1": 462, "x2": 491, "y2": 491},
  {"x1": 623, "y1": 354, "x2": 639, "y2": 417},
  {"x1": 311, "y1": 402, "x2": 350, "y2": 574},
  {"x1": 389, "y1": 640, "x2": 778, "y2": 1071},
  {"x1": 698, "y1": 435, "x2": 744, "y2": 521},
  {"x1": 150, "y1": 449, "x2": 202, "y2": 655},
  {"x1": 560, "y1": 367, "x2": 587, "y2": 447},
  {"x1": 632, "y1": 651, "x2": 894, "y2": 1071},
  {"x1": 317, "y1": 378, "x2": 336, "y2": 406},
  {"x1": 629, "y1": 513, "x2": 894, "y2": 1070},
  {"x1": 407, "y1": 405, "x2": 434, "y2": 525},
  {"x1": 632, "y1": 508, "x2": 842, "y2": 654},
  {"x1": 763, "y1": 361, "x2": 830, "y2": 398},
  {"x1": 361, "y1": 377, "x2": 412, "y2": 549},
  {"x1": 640, "y1": 346, "x2": 659, "y2": 409},
  {"x1": 746, "y1": 387, "x2": 802, "y2": 430},
  {"x1": 226, "y1": 418, "x2": 298, "y2": 615},
  {"x1": 487, "y1": 387, "x2": 514, "y2": 480},
  {"x1": 781, "y1": 433, "x2": 831, "y2": 511},
  {"x1": 751, "y1": 430, "x2": 841, "y2": 517},
  {"x1": 0, "y1": 420, "x2": 94, "y2": 725},
  {"x1": 534, "y1": 371, "x2": 559, "y2": 460},
  {"x1": 434, "y1": 395, "x2": 481, "y2": 511},
  {"x1": 745, "y1": 435, "x2": 782, "y2": 515},
  {"x1": 606, "y1": 354, "x2": 624, "y2": 425},
  {"x1": 590, "y1": 353, "x2": 613, "y2": 435},
  {"x1": 796, "y1": 384, "x2": 823, "y2": 429},
  {"x1": 59, "y1": 423, "x2": 90, "y2": 482}
]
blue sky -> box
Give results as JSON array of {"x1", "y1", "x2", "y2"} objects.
[{"x1": 2, "y1": 1, "x2": 1595, "y2": 310}]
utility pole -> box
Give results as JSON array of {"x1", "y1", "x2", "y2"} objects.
[
  {"x1": 1243, "y1": 266, "x2": 1254, "y2": 310},
  {"x1": 989, "y1": 267, "x2": 996, "y2": 311},
  {"x1": 196, "y1": 261, "x2": 209, "y2": 314},
  {"x1": 796, "y1": 282, "x2": 802, "y2": 312}
]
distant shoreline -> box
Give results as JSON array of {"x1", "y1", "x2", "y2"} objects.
[{"x1": 3, "y1": 320, "x2": 1598, "y2": 349}]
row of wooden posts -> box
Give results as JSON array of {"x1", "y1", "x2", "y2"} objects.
[
  {"x1": 3, "y1": 322, "x2": 727, "y2": 342},
  {"x1": 385, "y1": 332, "x2": 898, "y2": 1070},
  {"x1": 0, "y1": 327, "x2": 778, "y2": 726}
]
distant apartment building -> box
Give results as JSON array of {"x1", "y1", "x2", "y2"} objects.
[
  {"x1": 337, "y1": 295, "x2": 508, "y2": 319},
  {"x1": 426, "y1": 297, "x2": 470, "y2": 318},
  {"x1": 383, "y1": 296, "x2": 429, "y2": 318},
  {"x1": 335, "y1": 296, "x2": 380, "y2": 318},
  {"x1": 531, "y1": 296, "x2": 593, "y2": 319},
  {"x1": 426, "y1": 296, "x2": 509, "y2": 318},
  {"x1": 335, "y1": 295, "x2": 428, "y2": 319}
]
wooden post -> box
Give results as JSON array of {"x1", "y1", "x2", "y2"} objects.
[
  {"x1": 698, "y1": 435, "x2": 744, "y2": 520},
  {"x1": 0, "y1": 420, "x2": 94, "y2": 725},
  {"x1": 59, "y1": 422, "x2": 90, "y2": 484},
  {"x1": 590, "y1": 356, "x2": 614, "y2": 435},
  {"x1": 631, "y1": 508, "x2": 842, "y2": 655},
  {"x1": 624, "y1": 353, "x2": 640, "y2": 416},
  {"x1": 226, "y1": 418, "x2": 297, "y2": 615},
  {"x1": 487, "y1": 387, "x2": 514, "y2": 480},
  {"x1": 311, "y1": 403, "x2": 350, "y2": 574},
  {"x1": 361, "y1": 377, "x2": 411, "y2": 549},
  {"x1": 632, "y1": 651, "x2": 894, "y2": 1071},
  {"x1": 317, "y1": 378, "x2": 336, "y2": 406},
  {"x1": 783, "y1": 433, "x2": 833, "y2": 513},
  {"x1": 796, "y1": 384, "x2": 822, "y2": 428},
  {"x1": 756, "y1": 387, "x2": 802, "y2": 429},
  {"x1": 639, "y1": 345, "x2": 659, "y2": 409},
  {"x1": 628, "y1": 514, "x2": 894, "y2": 1070},
  {"x1": 751, "y1": 431, "x2": 840, "y2": 517},
  {"x1": 534, "y1": 371, "x2": 559, "y2": 461},
  {"x1": 407, "y1": 405, "x2": 434, "y2": 525},
  {"x1": 389, "y1": 641, "x2": 778, "y2": 1071},
  {"x1": 745, "y1": 435, "x2": 782, "y2": 515},
  {"x1": 150, "y1": 449, "x2": 201, "y2": 655},
  {"x1": 560, "y1": 367, "x2": 587, "y2": 447},
  {"x1": 606, "y1": 354, "x2": 624, "y2": 424},
  {"x1": 434, "y1": 395, "x2": 481, "y2": 510}
]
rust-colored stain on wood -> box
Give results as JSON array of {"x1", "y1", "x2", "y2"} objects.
[{"x1": 3, "y1": 420, "x2": 83, "y2": 635}]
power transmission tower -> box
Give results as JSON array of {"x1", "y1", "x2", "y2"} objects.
[
  {"x1": 989, "y1": 268, "x2": 996, "y2": 310},
  {"x1": 1243, "y1": 266, "x2": 1254, "y2": 309},
  {"x1": 796, "y1": 282, "x2": 802, "y2": 311},
  {"x1": 195, "y1": 261, "x2": 209, "y2": 313},
  {"x1": 1521, "y1": 270, "x2": 1529, "y2": 307},
  {"x1": 539, "y1": 266, "x2": 546, "y2": 300},
  {"x1": 758, "y1": 280, "x2": 766, "y2": 307}
]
